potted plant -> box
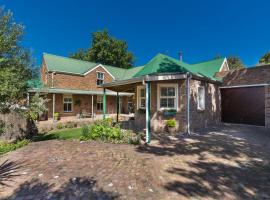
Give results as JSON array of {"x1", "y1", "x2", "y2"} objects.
[
  {"x1": 164, "y1": 109, "x2": 177, "y2": 116},
  {"x1": 166, "y1": 119, "x2": 176, "y2": 134},
  {"x1": 53, "y1": 112, "x2": 60, "y2": 122}
]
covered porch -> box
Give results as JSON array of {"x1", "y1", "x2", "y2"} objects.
[{"x1": 28, "y1": 87, "x2": 133, "y2": 121}]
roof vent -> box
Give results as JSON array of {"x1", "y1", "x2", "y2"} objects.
[{"x1": 179, "y1": 51, "x2": 183, "y2": 61}]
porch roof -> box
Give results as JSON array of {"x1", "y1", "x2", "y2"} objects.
[{"x1": 28, "y1": 87, "x2": 133, "y2": 96}]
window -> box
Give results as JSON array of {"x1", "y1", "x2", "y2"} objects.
[
  {"x1": 97, "y1": 95, "x2": 103, "y2": 111},
  {"x1": 97, "y1": 72, "x2": 104, "y2": 85},
  {"x1": 63, "y1": 95, "x2": 73, "y2": 112},
  {"x1": 137, "y1": 85, "x2": 146, "y2": 109},
  {"x1": 158, "y1": 84, "x2": 178, "y2": 110},
  {"x1": 197, "y1": 86, "x2": 205, "y2": 110}
]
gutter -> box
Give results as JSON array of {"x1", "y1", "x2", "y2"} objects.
[{"x1": 186, "y1": 72, "x2": 192, "y2": 135}]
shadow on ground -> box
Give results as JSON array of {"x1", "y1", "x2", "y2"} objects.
[
  {"x1": 4, "y1": 177, "x2": 119, "y2": 200},
  {"x1": 0, "y1": 160, "x2": 25, "y2": 187},
  {"x1": 136, "y1": 125, "x2": 270, "y2": 199}
]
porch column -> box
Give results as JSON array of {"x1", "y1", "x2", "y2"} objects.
[
  {"x1": 103, "y1": 88, "x2": 106, "y2": 119},
  {"x1": 116, "y1": 92, "x2": 119, "y2": 122},
  {"x1": 145, "y1": 82, "x2": 151, "y2": 143},
  {"x1": 26, "y1": 92, "x2": 30, "y2": 106},
  {"x1": 52, "y1": 93, "x2": 55, "y2": 119},
  {"x1": 91, "y1": 94, "x2": 94, "y2": 118}
]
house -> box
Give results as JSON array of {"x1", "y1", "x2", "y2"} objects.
[
  {"x1": 30, "y1": 53, "x2": 270, "y2": 143},
  {"x1": 101, "y1": 53, "x2": 270, "y2": 142},
  {"x1": 29, "y1": 53, "x2": 137, "y2": 119}
]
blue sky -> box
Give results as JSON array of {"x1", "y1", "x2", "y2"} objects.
[{"x1": 2, "y1": 0, "x2": 270, "y2": 67}]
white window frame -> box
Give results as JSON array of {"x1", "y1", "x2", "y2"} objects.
[
  {"x1": 96, "y1": 72, "x2": 105, "y2": 86},
  {"x1": 157, "y1": 83, "x2": 178, "y2": 110},
  {"x1": 63, "y1": 94, "x2": 73, "y2": 113},
  {"x1": 197, "y1": 86, "x2": 205, "y2": 111},
  {"x1": 97, "y1": 95, "x2": 103, "y2": 111},
  {"x1": 137, "y1": 85, "x2": 146, "y2": 109}
]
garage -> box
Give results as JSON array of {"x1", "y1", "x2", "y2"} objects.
[{"x1": 221, "y1": 86, "x2": 265, "y2": 126}]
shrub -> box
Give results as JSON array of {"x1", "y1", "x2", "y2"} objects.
[
  {"x1": 166, "y1": 119, "x2": 176, "y2": 128},
  {"x1": 81, "y1": 125, "x2": 89, "y2": 137},
  {"x1": 0, "y1": 139, "x2": 30, "y2": 155},
  {"x1": 56, "y1": 123, "x2": 63, "y2": 129}
]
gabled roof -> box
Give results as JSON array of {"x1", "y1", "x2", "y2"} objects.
[
  {"x1": 132, "y1": 53, "x2": 226, "y2": 81},
  {"x1": 42, "y1": 53, "x2": 226, "y2": 82},
  {"x1": 43, "y1": 53, "x2": 127, "y2": 80},
  {"x1": 189, "y1": 57, "x2": 226, "y2": 80}
]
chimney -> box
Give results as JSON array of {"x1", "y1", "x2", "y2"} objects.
[{"x1": 179, "y1": 51, "x2": 183, "y2": 61}]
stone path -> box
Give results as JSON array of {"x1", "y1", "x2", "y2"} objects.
[{"x1": 1, "y1": 124, "x2": 270, "y2": 199}]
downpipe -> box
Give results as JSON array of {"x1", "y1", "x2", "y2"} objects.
[{"x1": 186, "y1": 72, "x2": 191, "y2": 135}]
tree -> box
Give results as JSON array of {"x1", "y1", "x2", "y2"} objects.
[
  {"x1": 0, "y1": 8, "x2": 33, "y2": 112},
  {"x1": 259, "y1": 51, "x2": 270, "y2": 64},
  {"x1": 227, "y1": 56, "x2": 245, "y2": 70},
  {"x1": 69, "y1": 48, "x2": 88, "y2": 61},
  {"x1": 70, "y1": 30, "x2": 134, "y2": 68}
]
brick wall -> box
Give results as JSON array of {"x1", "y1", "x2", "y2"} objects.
[
  {"x1": 133, "y1": 79, "x2": 221, "y2": 133},
  {"x1": 41, "y1": 64, "x2": 114, "y2": 91},
  {"x1": 189, "y1": 79, "x2": 221, "y2": 131},
  {"x1": 222, "y1": 65, "x2": 270, "y2": 86},
  {"x1": 266, "y1": 85, "x2": 270, "y2": 128}
]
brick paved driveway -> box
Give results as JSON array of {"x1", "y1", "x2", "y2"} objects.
[{"x1": 0, "y1": 124, "x2": 270, "y2": 199}]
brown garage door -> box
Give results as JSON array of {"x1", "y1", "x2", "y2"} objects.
[{"x1": 221, "y1": 86, "x2": 265, "y2": 126}]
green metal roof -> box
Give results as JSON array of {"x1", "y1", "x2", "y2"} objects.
[
  {"x1": 132, "y1": 53, "x2": 225, "y2": 81},
  {"x1": 189, "y1": 57, "x2": 225, "y2": 80},
  {"x1": 42, "y1": 52, "x2": 225, "y2": 82},
  {"x1": 43, "y1": 53, "x2": 127, "y2": 80}
]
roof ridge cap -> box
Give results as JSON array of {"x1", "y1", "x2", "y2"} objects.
[{"x1": 191, "y1": 57, "x2": 225, "y2": 65}]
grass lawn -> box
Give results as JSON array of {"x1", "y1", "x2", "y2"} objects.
[{"x1": 34, "y1": 127, "x2": 83, "y2": 141}]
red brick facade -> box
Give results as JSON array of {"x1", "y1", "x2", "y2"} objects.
[
  {"x1": 134, "y1": 79, "x2": 221, "y2": 132},
  {"x1": 41, "y1": 61, "x2": 114, "y2": 91},
  {"x1": 40, "y1": 60, "x2": 130, "y2": 118}
]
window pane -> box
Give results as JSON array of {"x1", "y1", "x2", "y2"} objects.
[
  {"x1": 97, "y1": 79, "x2": 104, "y2": 85},
  {"x1": 140, "y1": 89, "x2": 145, "y2": 97},
  {"x1": 67, "y1": 104, "x2": 72, "y2": 111},
  {"x1": 160, "y1": 98, "x2": 167, "y2": 107},
  {"x1": 168, "y1": 98, "x2": 175, "y2": 108},
  {"x1": 141, "y1": 99, "x2": 146, "y2": 108},
  {"x1": 160, "y1": 87, "x2": 167, "y2": 96},
  {"x1": 64, "y1": 103, "x2": 67, "y2": 111},
  {"x1": 167, "y1": 87, "x2": 175, "y2": 96}
]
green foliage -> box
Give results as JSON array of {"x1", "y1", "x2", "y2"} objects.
[
  {"x1": 166, "y1": 119, "x2": 176, "y2": 128},
  {"x1": 0, "y1": 139, "x2": 30, "y2": 155},
  {"x1": 259, "y1": 51, "x2": 270, "y2": 64},
  {"x1": 54, "y1": 112, "x2": 60, "y2": 118},
  {"x1": 227, "y1": 56, "x2": 245, "y2": 70},
  {"x1": 81, "y1": 125, "x2": 89, "y2": 137},
  {"x1": 79, "y1": 119, "x2": 141, "y2": 144},
  {"x1": 0, "y1": 8, "x2": 34, "y2": 112},
  {"x1": 56, "y1": 123, "x2": 63, "y2": 129},
  {"x1": 25, "y1": 93, "x2": 48, "y2": 121},
  {"x1": 70, "y1": 30, "x2": 134, "y2": 68}
]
